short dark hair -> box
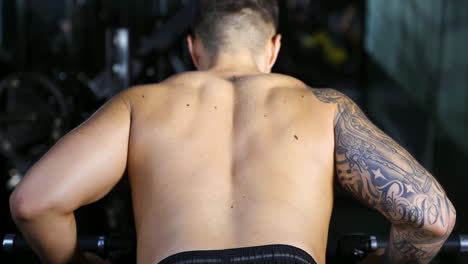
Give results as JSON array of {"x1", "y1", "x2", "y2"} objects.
[{"x1": 192, "y1": 0, "x2": 279, "y2": 54}]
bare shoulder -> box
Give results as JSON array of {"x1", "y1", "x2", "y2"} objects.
[
  {"x1": 262, "y1": 73, "x2": 307, "y2": 87},
  {"x1": 120, "y1": 71, "x2": 211, "y2": 96},
  {"x1": 117, "y1": 71, "x2": 225, "y2": 107},
  {"x1": 120, "y1": 78, "x2": 179, "y2": 102},
  {"x1": 310, "y1": 87, "x2": 350, "y2": 104},
  {"x1": 264, "y1": 74, "x2": 345, "y2": 101},
  {"x1": 308, "y1": 88, "x2": 366, "y2": 125}
]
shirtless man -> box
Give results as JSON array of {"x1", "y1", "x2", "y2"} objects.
[{"x1": 9, "y1": 1, "x2": 456, "y2": 264}]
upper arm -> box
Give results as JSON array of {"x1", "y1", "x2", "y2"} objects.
[
  {"x1": 313, "y1": 88, "x2": 456, "y2": 233},
  {"x1": 12, "y1": 94, "x2": 131, "y2": 214}
]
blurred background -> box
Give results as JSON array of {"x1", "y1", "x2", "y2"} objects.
[{"x1": 0, "y1": 0, "x2": 467, "y2": 263}]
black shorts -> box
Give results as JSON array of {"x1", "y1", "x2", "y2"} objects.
[{"x1": 158, "y1": 244, "x2": 317, "y2": 264}]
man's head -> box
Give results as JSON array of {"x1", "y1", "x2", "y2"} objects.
[{"x1": 188, "y1": 0, "x2": 281, "y2": 73}]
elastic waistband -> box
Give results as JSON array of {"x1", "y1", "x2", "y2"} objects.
[{"x1": 158, "y1": 244, "x2": 317, "y2": 264}]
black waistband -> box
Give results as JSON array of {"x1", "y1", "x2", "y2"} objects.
[{"x1": 158, "y1": 244, "x2": 317, "y2": 264}]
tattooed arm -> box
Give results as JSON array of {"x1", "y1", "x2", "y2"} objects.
[{"x1": 312, "y1": 88, "x2": 456, "y2": 264}]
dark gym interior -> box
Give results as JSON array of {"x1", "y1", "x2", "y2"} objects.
[{"x1": 1, "y1": 0, "x2": 467, "y2": 263}]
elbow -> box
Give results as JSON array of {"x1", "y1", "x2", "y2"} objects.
[
  {"x1": 428, "y1": 204, "x2": 457, "y2": 239},
  {"x1": 392, "y1": 201, "x2": 457, "y2": 239},
  {"x1": 443, "y1": 206, "x2": 457, "y2": 237},
  {"x1": 429, "y1": 222, "x2": 455, "y2": 240},
  {"x1": 10, "y1": 190, "x2": 36, "y2": 222},
  {"x1": 9, "y1": 189, "x2": 52, "y2": 222}
]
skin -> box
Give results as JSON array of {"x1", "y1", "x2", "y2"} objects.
[
  {"x1": 9, "y1": 23, "x2": 455, "y2": 264},
  {"x1": 313, "y1": 89, "x2": 456, "y2": 263}
]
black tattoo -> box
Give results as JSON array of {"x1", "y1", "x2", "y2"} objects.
[{"x1": 312, "y1": 88, "x2": 456, "y2": 264}]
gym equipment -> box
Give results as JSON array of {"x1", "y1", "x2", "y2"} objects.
[
  {"x1": 2, "y1": 234, "x2": 135, "y2": 263},
  {"x1": 0, "y1": 73, "x2": 68, "y2": 166},
  {"x1": 338, "y1": 234, "x2": 468, "y2": 261},
  {"x1": 3, "y1": 233, "x2": 467, "y2": 262}
]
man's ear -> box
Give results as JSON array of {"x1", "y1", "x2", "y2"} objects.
[
  {"x1": 267, "y1": 34, "x2": 282, "y2": 71},
  {"x1": 187, "y1": 35, "x2": 201, "y2": 70}
]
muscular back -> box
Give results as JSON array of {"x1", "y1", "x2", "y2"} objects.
[
  {"x1": 123, "y1": 72, "x2": 336, "y2": 264},
  {"x1": 11, "y1": 71, "x2": 455, "y2": 264}
]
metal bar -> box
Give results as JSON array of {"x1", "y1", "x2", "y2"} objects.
[
  {"x1": 2, "y1": 234, "x2": 136, "y2": 253},
  {"x1": 461, "y1": 235, "x2": 468, "y2": 253}
]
